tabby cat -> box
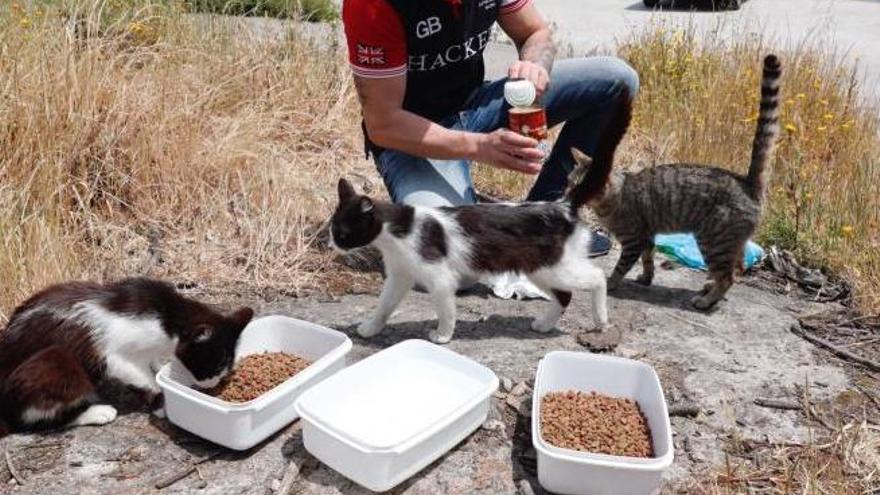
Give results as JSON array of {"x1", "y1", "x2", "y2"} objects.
[{"x1": 572, "y1": 54, "x2": 782, "y2": 309}]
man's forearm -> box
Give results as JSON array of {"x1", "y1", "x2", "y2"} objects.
[
  {"x1": 366, "y1": 109, "x2": 481, "y2": 161},
  {"x1": 519, "y1": 29, "x2": 556, "y2": 74}
]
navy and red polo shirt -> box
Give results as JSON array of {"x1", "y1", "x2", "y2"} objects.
[{"x1": 343, "y1": 0, "x2": 531, "y2": 124}]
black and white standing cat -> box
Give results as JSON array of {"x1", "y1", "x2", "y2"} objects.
[
  {"x1": 330, "y1": 91, "x2": 632, "y2": 343},
  {"x1": 0, "y1": 278, "x2": 253, "y2": 437}
]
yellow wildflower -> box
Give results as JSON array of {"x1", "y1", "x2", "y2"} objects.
[
  {"x1": 842, "y1": 225, "x2": 854, "y2": 237},
  {"x1": 19, "y1": 17, "x2": 31, "y2": 29},
  {"x1": 818, "y1": 126, "x2": 827, "y2": 132},
  {"x1": 785, "y1": 123, "x2": 797, "y2": 133},
  {"x1": 823, "y1": 113, "x2": 835, "y2": 121},
  {"x1": 796, "y1": 93, "x2": 806, "y2": 99}
]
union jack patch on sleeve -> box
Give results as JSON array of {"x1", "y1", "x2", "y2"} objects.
[{"x1": 356, "y1": 44, "x2": 386, "y2": 66}]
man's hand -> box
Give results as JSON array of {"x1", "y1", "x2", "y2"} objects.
[
  {"x1": 472, "y1": 129, "x2": 544, "y2": 174},
  {"x1": 508, "y1": 61, "x2": 550, "y2": 98},
  {"x1": 499, "y1": 3, "x2": 556, "y2": 99}
]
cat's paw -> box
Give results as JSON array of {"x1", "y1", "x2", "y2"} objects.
[
  {"x1": 531, "y1": 318, "x2": 557, "y2": 333},
  {"x1": 691, "y1": 295, "x2": 718, "y2": 310},
  {"x1": 357, "y1": 320, "x2": 383, "y2": 338},
  {"x1": 152, "y1": 407, "x2": 166, "y2": 419},
  {"x1": 606, "y1": 276, "x2": 622, "y2": 291},
  {"x1": 635, "y1": 274, "x2": 653, "y2": 286},
  {"x1": 701, "y1": 282, "x2": 715, "y2": 295},
  {"x1": 73, "y1": 405, "x2": 118, "y2": 426},
  {"x1": 428, "y1": 327, "x2": 453, "y2": 344}
]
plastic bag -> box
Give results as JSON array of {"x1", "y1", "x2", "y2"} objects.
[
  {"x1": 654, "y1": 233, "x2": 764, "y2": 271},
  {"x1": 486, "y1": 272, "x2": 549, "y2": 300}
]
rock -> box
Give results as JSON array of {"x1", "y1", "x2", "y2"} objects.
[
  {"x1": 576, "y1": 324, "x2": 622, "y2": 352},
  {"x1": 510, "y1": 381, "x2": 529, "y2": 397},
  {"x1": 506, "y1": 394, "x2": 525, "y2": 412},
  {"x1": 501, "y1": 376, "x2": 514, "y2": 392},
  {"x1": 481, "y1": 419, "x2": 506, "y2": 432},
  {"x1": 518, "y1": 479, "x2": 537, "y2": 495}
]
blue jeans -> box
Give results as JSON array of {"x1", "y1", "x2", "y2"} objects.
[{"x1": 375, "y1": 56, "x2": 640, "y2": 207}]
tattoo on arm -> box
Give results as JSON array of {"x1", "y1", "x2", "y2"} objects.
[{"x1": 521, "y1": 34, "x2": 556, "y2": 74}]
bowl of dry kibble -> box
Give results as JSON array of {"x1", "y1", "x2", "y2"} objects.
[
  {"x1": 530, "y1": 351, "x2": 673, "y2": 495},
  {"x1": 156, "y1": 315, "x2": 352, "y2": 450}
]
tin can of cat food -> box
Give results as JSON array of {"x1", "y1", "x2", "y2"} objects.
[
  {"x1": 508, "y1": 105, "x2": 549, "y2": 141},
  {"x1": 504, "y1": 79, "x2": 550, "y2": 161}
]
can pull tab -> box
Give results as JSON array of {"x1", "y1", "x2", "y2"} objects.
[{"x1": 504, "y1": 78, "x2": 537, "y2": 107}]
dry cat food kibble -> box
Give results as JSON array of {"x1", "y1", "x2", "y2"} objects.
[
  {"x1": 205, "y1": 352, "x2": 310, "y2": 402},
  {"x1": 540, "y1": 390, "x2": 654, "y2": 458}
]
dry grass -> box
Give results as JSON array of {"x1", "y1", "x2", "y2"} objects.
[
  {"x1": 2, "y1": 6, "x2": 879, "y2": 322},
  {"x1": 0, "y1": 1, "x2": 371, "y2": 321},
  {"x1": 679, "y1": 386, "x2": 880, "y2": 494}
]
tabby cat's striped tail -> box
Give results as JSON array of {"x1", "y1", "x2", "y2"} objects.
[
  {"x1": 567, "y1": 87, "x2": 633, "y2": 212},
  {"x1": 746, "y1": 54, "x2": 782, "y2": 202}
]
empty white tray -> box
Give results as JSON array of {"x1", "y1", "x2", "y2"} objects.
[
  {"x1": 156, "y1": 315, "x2": 352, "y2": 450},
  {"x1": 531, "y1": 351, "x2": 674, "y2": 495},
  {"x1": 294, "y1": 339, "x2": 499, "y2": 492}
]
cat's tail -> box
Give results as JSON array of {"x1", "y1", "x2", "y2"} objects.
[
  {"x1": 567, "y1": 87, "x2": 633, "y2": 212},
  {"x1": 746, "y1": 54, "x2": 782, "y2": 202}
]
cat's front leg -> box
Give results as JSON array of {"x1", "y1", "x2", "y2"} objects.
[
  {"x1": 358, "y1": 272, "x2": 413, "y2": 338},
  {"x1": 608, "y1": 241, "x2": 646, "y2": 290},
  {"x1": 130, "y1": 387, "x2": 166, "y2": 417},
  {"x1": 427, "y1": 285, "x2": 457, "y2": 344},
  {"x1": 531, "y1": 289, "x2": 570, "y2": 333},
  {"x1": 635, "y1": 245, "x2": 655, "y2": 286},
  {"x1": 150, "y1": 394, "x2": 166, "y2": 418},
  {"x1": 105, "y1": 355, "x2": 161, "y2": 395}
]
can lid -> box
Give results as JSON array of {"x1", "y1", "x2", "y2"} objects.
[{"x1": 504, "y1": 79, "x2": 536, "y2": 107}]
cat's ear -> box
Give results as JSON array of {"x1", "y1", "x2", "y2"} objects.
[
  {"x1": 337, "y1": 178, "x2": 356, "y2": 201},
  {"x1": 570, "y1": 147, "x2": 593, "y2": 167},
  {"x1": 228, "y1": 307, "x2": 254, "y2": 331},
  {"x1": 193, "y1": 323, "x2": 214, "y2": 343},
  {"x1": 359, "y1": 196, "x2": 374, "y2": 213}
]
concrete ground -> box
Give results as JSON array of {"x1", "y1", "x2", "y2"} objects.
[{"x1": 0, "y1": 252, "x2": 863, "y2": 494}]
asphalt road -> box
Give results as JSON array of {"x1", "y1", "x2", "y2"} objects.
[{"x1": 486, "y1": 0, "x2": 880, "y2": 104}]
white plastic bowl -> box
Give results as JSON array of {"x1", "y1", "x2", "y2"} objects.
[
  {"x1": 531, "y1": 351, "x2": 674, "y2": 495},
  {"x1": 294, "y1": 339, "x2": 499, "y2": 492},
  {"x1": 156, "y1": 315, "x2": 352, "y2": 450}
]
